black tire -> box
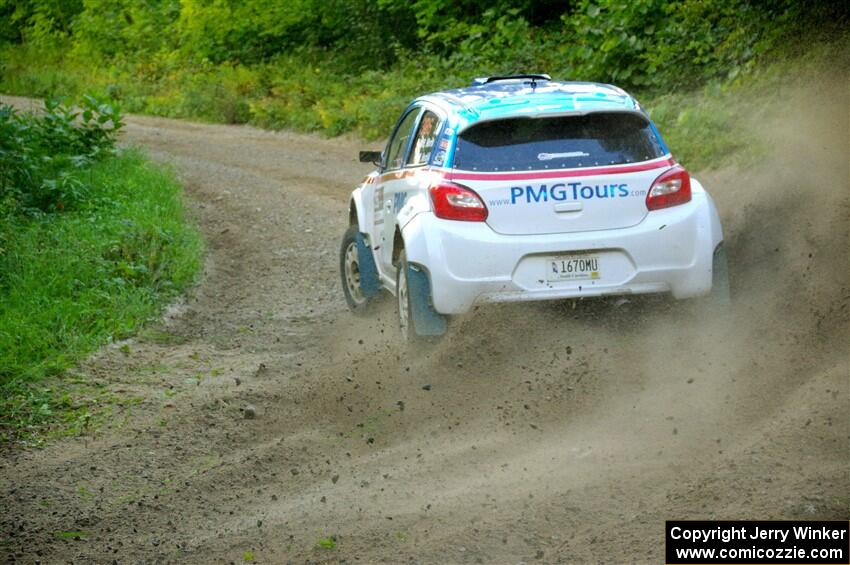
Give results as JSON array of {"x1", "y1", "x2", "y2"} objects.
[
  {"x1": 396, "y1": 251, "x2": 416, "y2": 342},
  {"x1": 340, "y1": 225, "x2": 377, "y2": 315}
]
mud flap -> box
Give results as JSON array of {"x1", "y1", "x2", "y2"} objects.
[
  {"x1": 355, "y1": 233, "x2": 381, "y2": 298},
  {"x1": 406, "y1": 264, "x2": 447, "y2": 336},
  {"x1": 711, "y1": 243, "x2": 731, "y2": 305}
]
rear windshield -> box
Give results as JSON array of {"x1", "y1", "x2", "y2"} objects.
[{"x1": 453, "y1": 112, "x2": 665, "y2": 172}]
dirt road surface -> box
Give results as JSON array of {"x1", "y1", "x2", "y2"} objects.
[{"x1": 1, "y1": 84, "x2": 848, "y2": 564}]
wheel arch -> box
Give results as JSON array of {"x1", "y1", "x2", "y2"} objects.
[
  {"x1": 349, "y1": 186, "x2": 368, "y2": 232},
  {"x1": 391, "y1": 226, "x2": 404, "y2": 267}
]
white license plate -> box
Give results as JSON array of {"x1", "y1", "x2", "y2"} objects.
[{"x1": 546, "y1": 254, "x2": 601, "y2": 281}]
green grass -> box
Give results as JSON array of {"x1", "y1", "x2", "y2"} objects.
[
  {"x1": 53, "y1": 531, "x2": 89, "y2": 540},
  {"x1": 0, "y1": 149, "x2": 202, "y2": 441}
]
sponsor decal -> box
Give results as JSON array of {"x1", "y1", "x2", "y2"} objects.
[
  {"x1": 537, "y1": 151, "x2": 589, "y2": 161},
  {"x1": 392, "y1": 191, "x2": 408, "y2": 213},
  {"x1": 512, "y1": 182, "x2": 629, "y2": 204},
  {"x1": 485, "y1": 182, "x2": 647, "y2": 207},
  {"x1": 373, "y1": 186, "x2": 384, "y2": 212}
]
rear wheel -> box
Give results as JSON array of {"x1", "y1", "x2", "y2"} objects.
[
  {"x1": 396, "y1": 250, "x2": 447, "y2": 343},
  {"x1": 397, "y1": 253, "x2": 412, "y2": 341}
]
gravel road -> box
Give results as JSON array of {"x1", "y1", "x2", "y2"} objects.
[{"x1": 1, "y1": 84, "x2": 847, "y2": 564}]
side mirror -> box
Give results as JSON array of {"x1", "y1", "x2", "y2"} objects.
[{"x1": 359, "y1": 150, "x2": 382, "y2": 167}]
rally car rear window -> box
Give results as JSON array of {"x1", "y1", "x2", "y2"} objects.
[{"x1": 453, "y1": 112, "x2": 665, "y2": 172}]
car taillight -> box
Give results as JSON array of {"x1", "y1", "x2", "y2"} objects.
[
  {"x1": 646, "y1": 165, "x2": 692, "y2": 210},
  {"x1": 429, "y1": 181, "x2": 488, "y2": 221}
]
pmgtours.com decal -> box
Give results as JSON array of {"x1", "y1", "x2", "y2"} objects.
[{"x1": 488, "y1": 182, "x2": 647, "y2": 207}]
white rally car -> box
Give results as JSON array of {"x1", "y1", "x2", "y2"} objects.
[{"x1": 340, "y1": 74, "x2": 727, "y2": 341}]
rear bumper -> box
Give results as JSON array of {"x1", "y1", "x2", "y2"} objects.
[{"x1": 401, "y1": 191, "x2": 723, "y2": 314}]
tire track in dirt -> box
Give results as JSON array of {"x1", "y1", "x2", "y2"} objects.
[{"x1": 0, "y1": 84, "x2": 847, "y2": 564}]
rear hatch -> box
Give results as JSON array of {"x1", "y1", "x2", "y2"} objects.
[{"x1": 449, "y1": 112, "x2": 671, "y2": 235}]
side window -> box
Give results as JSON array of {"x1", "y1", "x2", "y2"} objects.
[
  {"x1": 406, "y1": 110, "x2": 441, "y2": 166},
  {"x1": 384, "y1": 108, "x2": 420, "y2": 171}
]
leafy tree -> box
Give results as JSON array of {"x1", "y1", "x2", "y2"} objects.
[
  {"x1": 176, "y1": 0, "x2": 417, "y2": 68},
  {"x1": 0, "y1": 0, "x2": 83, "y2": 44},
  {"x1": 72, "y1": 0, "x2": 179, "y2": 57},
  {"x1": 562, "y1": 0, "x2": 848, "y2": 90}
]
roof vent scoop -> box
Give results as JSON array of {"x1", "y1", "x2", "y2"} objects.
[{"x1": 471, "y1": 74, "x2": 551, "y2": 87}]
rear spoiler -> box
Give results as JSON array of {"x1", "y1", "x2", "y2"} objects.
[{"x1": 471, "y1": 74, "x2": 551, "y2": 86}]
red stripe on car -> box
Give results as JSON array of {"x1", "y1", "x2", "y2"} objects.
[{"x1": 446, "y1": 158, "x2": 674, "y2": 181}]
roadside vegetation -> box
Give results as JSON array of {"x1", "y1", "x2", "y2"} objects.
[
  {"x1": 0, "y1": 97, "x2": 202, "y2": 442},
  {"x1": 0, "y1": 1, "x2": 847, "y2": 171}
]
